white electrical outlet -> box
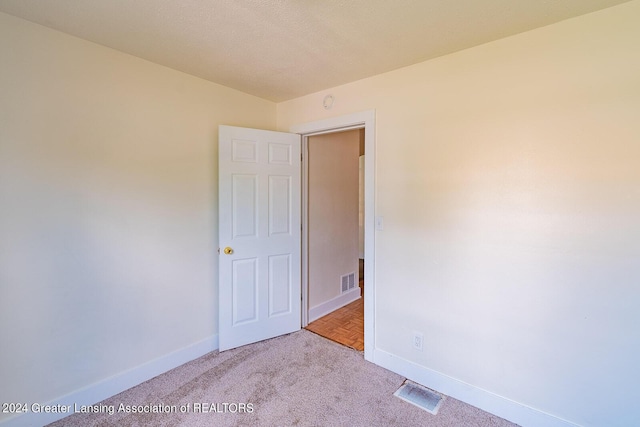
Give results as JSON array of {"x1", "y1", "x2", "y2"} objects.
[{"x1": 412, "y1": 331, "x2": 424, "y2": 352}]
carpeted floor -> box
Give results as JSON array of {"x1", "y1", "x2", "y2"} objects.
[{"x1": 48, "y1": 330, "x2": 518, "y2": 426}]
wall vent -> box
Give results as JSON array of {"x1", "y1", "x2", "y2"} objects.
[{"x1": 341, "y1": 272, "x2": 356, "y2": 293}]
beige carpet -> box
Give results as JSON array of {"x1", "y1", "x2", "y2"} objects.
[{"x1": 48, "y1": 330, "x2": 518, "y2": 426}]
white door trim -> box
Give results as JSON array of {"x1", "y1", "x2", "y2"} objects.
[{"x1": 291, "y1": 110, "x2": 376, "y2": 361}]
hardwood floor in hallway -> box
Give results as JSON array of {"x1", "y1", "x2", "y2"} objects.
[{"x1": 305, "y1": 294, "x2": 364, "y2": 351}]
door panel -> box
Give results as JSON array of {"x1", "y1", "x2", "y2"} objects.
[
  {"x1": 232, "y1": 174, "x2": 258, "y2": 238},
  {"x1": 219, "y1": 125, "x2": 301, "y2": 351},
  {"x1": 269, "y1": 175, "x2": 292, "y2": 235},
  {"x1": 268, "y1": 254, "x2": 292, "y2": 316},
  {"x1": 232, "y1": 258, "x2": 258, "y2": 325}
]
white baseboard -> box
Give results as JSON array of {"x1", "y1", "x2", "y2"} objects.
[
  {"x1": 372, "y1": 348, "x2": 579, "y2": 427},
  {"x1": 308, "y1": 288, "x2": 361, "y2": 323},
  {"x1": 1, "y1": 334, "x2": 219, "y2": 427}
]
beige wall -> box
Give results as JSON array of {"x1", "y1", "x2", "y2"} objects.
[
  {"x1": 0, "y1": 12, "x2": 275, "y2": 418},
  {"x1": 278, "y1": 2, "x2": 640, "y2": 426},
  {"x1": 358, "y1": 155, "x2": 365, "y2": 259},
  {"x1": 308, "y1": 130, "x2": 360, "y2": 308}
]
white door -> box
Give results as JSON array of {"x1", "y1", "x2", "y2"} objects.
[{"x1": 218, "y1": 125, "x2": 301, "y2": 351}]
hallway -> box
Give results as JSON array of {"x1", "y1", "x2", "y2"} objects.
[
  {"x1": 306, "y1": 260, "x2": 364, "y2": 351},
  {"x1": 305, "y1": 296, "x2": 364, "y2": 351}
]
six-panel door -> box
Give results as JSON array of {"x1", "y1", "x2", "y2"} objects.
[{"x1": 218, "y1": 125, "x2": 301, "y2": 351}]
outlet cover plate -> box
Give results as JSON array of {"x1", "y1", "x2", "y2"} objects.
[{"x1": 412, "y1": 331, "x2": 424, "y2": 351}]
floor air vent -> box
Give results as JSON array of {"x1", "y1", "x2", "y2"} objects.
[
  {"x1": 394, "y1": 380, "x2": 444, "y2": 415},
  {"x1": 341, "y1": 272, "x2": 356, "y2": 293}
]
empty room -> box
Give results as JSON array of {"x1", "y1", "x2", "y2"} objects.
[{"x1": 1, "y1": 1, "x2": 639, "y2": 426}]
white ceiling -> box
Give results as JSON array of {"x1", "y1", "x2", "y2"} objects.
[{"x1": 0, "y1": 0, "x2": 631, "y2": 102}]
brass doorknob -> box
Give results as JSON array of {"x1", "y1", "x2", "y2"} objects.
[{"x1": 223, "y1": 247, "x2": 234, "y2": 255}]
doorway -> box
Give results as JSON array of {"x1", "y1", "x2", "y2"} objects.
[
  {"x1": 291, "y1": 110, "x2": 376, "y2": 360},
  {"x1": 304, "y1": 129, "x2": 364, "y2": 350}
]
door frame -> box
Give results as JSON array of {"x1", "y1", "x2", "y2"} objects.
[{"x1": 291, "y1": 110, "x2": 376, "y2": 361}]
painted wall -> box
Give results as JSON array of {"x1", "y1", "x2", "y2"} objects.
[
  {"x1": 358, "y1": 155, "x2": 365, "y2": 259},
  {"x1": 359, "y1": 129, "x2": 365, "y2": 259},
  {"x1": 278, "y1": 2, "x2": 640, "y2": 426},
  {"x1": 0, "y1": 12, "x2": 275, "y2": 422},
  {"x1": 308, "y1": 130, "x2": 360, "y2": 309}
]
